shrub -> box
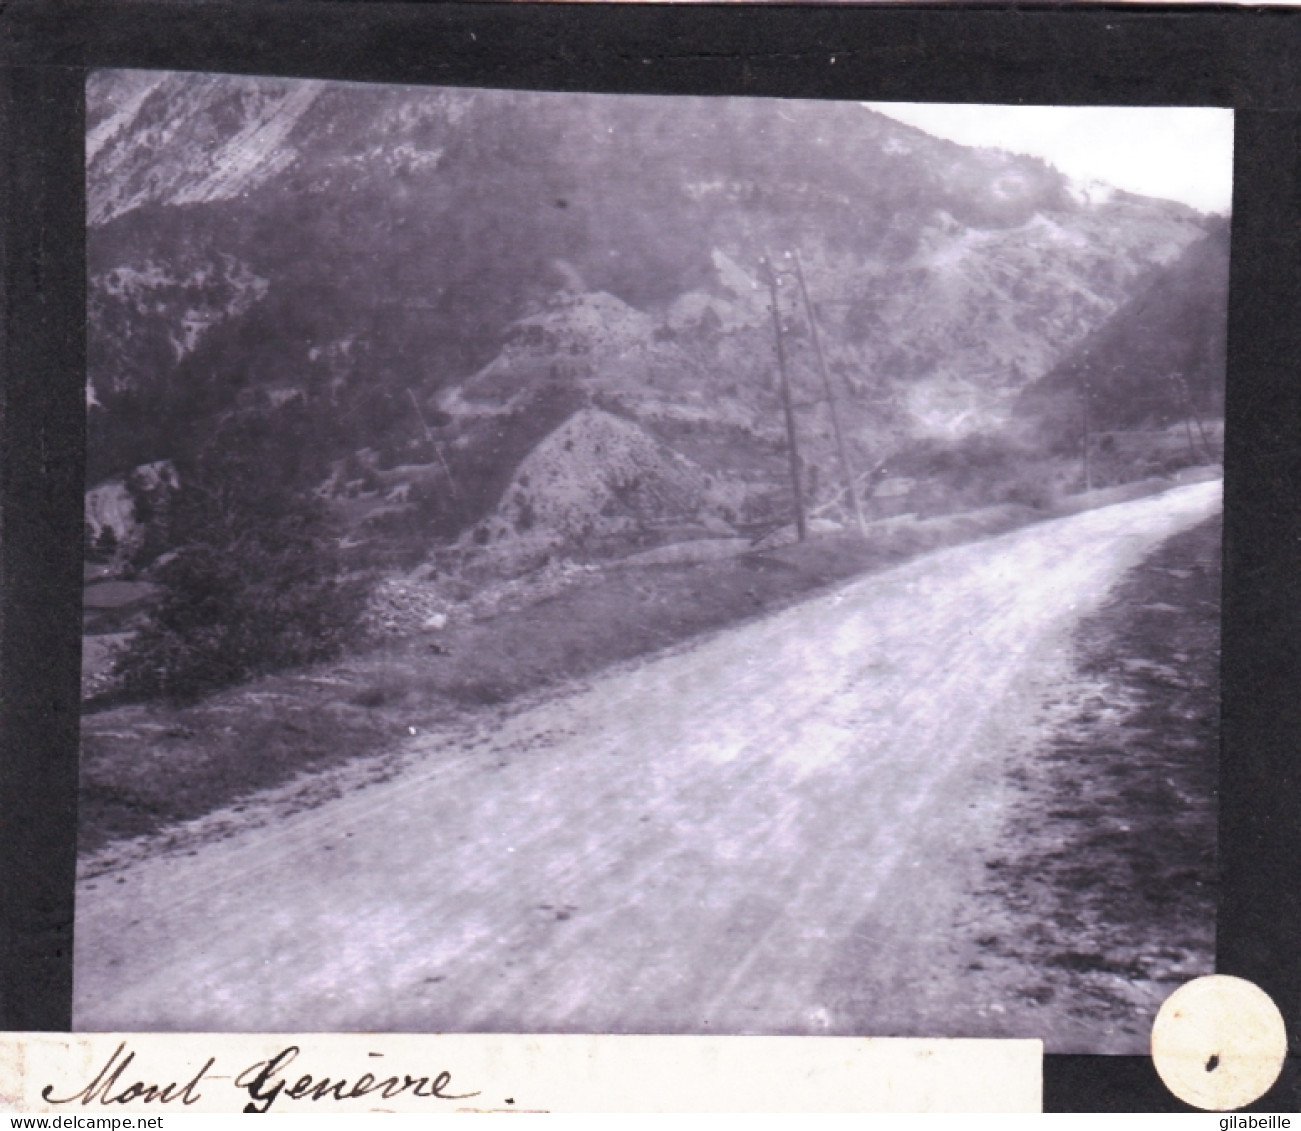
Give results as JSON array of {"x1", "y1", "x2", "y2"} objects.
[
  {"x1": 114, "y1": 518, "x2": 368, "y2": 703},
  {"x1": 112, "y1": 419, "x2": 370, "y2": 703}
]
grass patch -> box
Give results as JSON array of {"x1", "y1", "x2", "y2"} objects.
[{"x1": 980, "y1": 513, "x2": 1220, "y2": 1011}]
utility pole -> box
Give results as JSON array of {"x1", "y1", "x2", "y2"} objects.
[
  {"x1": 407, "y1": 388, "x2": 434, "y2": 441},
  {"x1": 1081, "y1": 380, "x2": 1093, "y2": 492},
  {"x1": 1169, "y1": 373, "x2": 1201, "y2": 465},
  {"x1": 1171, "y1": 372, "x2": 1216, "y2": 462},
  {"x1": 790, "y1": 250, "x2": 867, "y2": 538},
  {"x1": 409, "y1": 387, "x2": 464, "y2": 518},
  {"x1": 762, "y1": 254, "x2": 807, "y2": 542}
]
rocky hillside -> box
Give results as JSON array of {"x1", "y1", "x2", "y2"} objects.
[{"x1": 86, "y1": 71, "x2": 1220, "y2": 573}]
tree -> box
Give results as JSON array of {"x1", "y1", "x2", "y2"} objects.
[{"x1": 113, "y1": 411, "x2": 369, "y2": 702}]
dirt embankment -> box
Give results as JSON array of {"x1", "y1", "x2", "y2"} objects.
[{"x1": 974, "y1": 514, "x2": 1220, "y2": 1043}]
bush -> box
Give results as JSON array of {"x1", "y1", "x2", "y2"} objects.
[
  {"x1": 114, "y1": 519, "x2": 368, "y2": 703},
  {"x1": 115, "y1": 526, "x2": 368, "y2": 703},
  {"x1": 112, "y1": 419, "x2": 370, "y2": 702}
]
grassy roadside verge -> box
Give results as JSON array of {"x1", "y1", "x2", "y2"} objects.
[
  {"x1": 77, "y1": 473, "x2": 1219, "y2": 858},
  {"x1": 977, "y1": 513, "x2": 1220, "y2": 1032}
]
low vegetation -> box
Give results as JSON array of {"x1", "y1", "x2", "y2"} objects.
[
  {"x1": 976, "y1": 514, "x2": 1220, "y2": 1030},
  {"x1": 108, "y1": 420, "x2": 370, "y2": 704}
]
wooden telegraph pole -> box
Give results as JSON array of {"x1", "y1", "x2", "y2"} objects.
[
  {"x1": 409, "y1": 387, "x2": 464, "y2": 518},
  {"x1": 790, "y1": 250, "x2": 867, "y2": 538},
  {"x1": 1081, "y1": 379, "x2": 1093, "y2": 492},
  {"x1": 1171, "y1": 371, "x2": 1215, "y2": 463},
  {"x1": 762, "y1": 254, "x2": 807, "y2": 542}
]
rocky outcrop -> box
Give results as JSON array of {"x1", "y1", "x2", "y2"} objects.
[
  {"x1": 463, "y1": 408, "x2": 728, "y2": 573},
  {"x1": 87, "y1": 71, "x2": 326, "y2": 226},
  {"x1": 84, "y1": 460, "x2": 179, "y2": 566}
]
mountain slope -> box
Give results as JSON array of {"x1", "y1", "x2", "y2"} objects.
[
  {"x1": 85, "y1": 72, "x2": 1219, "y2": 570},
  {"x1": 1016, "y1": 219, "x2": 1230, "y2": 444}
]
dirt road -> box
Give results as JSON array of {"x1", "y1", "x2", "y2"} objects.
[{"x1": 74, "y1": 480, "x2": 1221, "y2": 1051}]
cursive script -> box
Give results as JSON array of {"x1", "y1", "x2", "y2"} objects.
[
  {"x1": 42, "y1": 1042, "x2": 212, "y2": 1106},
  {"x1": 236, "y1": 1045, "x2": 480, "y2": 1113}
]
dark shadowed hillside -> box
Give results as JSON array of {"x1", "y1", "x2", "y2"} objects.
[{"x1": 1015, "y1": 218, "x2": 1230, "y2": 447}]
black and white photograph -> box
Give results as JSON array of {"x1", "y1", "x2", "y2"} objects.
[{"x1": 72, "y1": 71, "x2": 1232, "y2": 1055}]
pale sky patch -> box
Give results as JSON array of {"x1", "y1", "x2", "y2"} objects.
[{"x1": 862, "y1": 103, "x2": 1234, "y2": 215}]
